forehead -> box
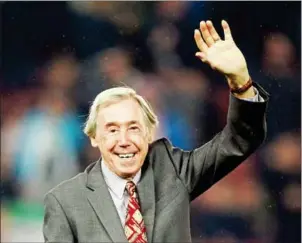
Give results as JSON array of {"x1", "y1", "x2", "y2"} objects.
[{"x1": 97, "y1": 98, "x2": 145, "y2": 126}]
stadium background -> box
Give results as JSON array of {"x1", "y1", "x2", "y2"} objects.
[{"x1": 1, "y1": 1, "x2": 301, "y2": 242}]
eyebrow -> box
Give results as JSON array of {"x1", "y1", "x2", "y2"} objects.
[{"x1": 104, "y1": 120, "x2": 140, "y2": 128}]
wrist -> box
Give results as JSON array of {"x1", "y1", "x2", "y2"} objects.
[
  {"x1": 232, "y1": 85, "x2": 255, "y2": 99},
  {"x1": 226, "y1": 70, "x2": 250, "y2": 89},
  {"x1": 230, "y1": 77, "x2": 253, "y2": 94},
  {"x1": 229, "y1": 76, "x2": 256, "y2": 99}
]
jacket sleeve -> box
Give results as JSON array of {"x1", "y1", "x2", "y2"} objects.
[
  {"x1": 163, "y1": 83, "x2": 269, "y2": 201},
  {"x1": 43, "y1": 192, "x2": 74, "y2": 242}
]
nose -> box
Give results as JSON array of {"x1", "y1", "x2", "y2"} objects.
[{"x1": 117, "y1": 130, "x2": 130, "y2": 147}]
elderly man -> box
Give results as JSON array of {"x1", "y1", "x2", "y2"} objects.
[{"x1": 43, "y1": 20, "x2": 269, "y2": 243}]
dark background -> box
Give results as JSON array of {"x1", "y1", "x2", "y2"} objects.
[{"x1": 1, "y1": 2, "x2": 301, "y2": 242}]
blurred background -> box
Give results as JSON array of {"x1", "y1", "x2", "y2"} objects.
[{"x1": 1, "y1": 1, "x2": 301, "y2": 243}]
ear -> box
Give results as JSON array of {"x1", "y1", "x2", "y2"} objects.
[{"x1": 90, "y1": 137, "x2": 98, "y2": 148}]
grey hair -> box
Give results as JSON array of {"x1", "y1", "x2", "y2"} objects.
[{"x1": 83, "y1": 86, "x2": 159, "y2": 139}]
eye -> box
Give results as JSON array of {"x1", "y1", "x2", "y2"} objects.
[
  {"x1": 109, "y1": 128, "x2": 118, "y2": 133},
  {"x1": 129, "y1": 125, "x2": 140, "y2": 131}
]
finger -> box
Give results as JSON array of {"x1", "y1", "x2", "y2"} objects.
[
  {"x1": 206, "y1": 20, "x2": 221, "y2": 42},
  {"x1": 194, "y1": 29, "x2": 208, "y2": 53},
  {"x1": 195, "y1": 52, "x2": 207, "y2": 63},
  {"x1": 222, "y1": 20, "x2": 233, "y2": 41},
  {"x1": 200, "y1": 21, "x2": 215, "y2": 47}
]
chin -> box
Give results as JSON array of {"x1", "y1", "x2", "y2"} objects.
[
  {"x1": 118, "y1": 166, "x2": 141, "y2": 179},
  {"x1": 124, "y1": 166, "x2": 140, "y2": 175}
]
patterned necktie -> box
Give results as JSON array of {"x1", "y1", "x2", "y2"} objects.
[{"x1": 124, "y1": 181, "x2": 148, "y2": 243}]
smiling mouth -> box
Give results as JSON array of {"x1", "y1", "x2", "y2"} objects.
[{"x1": 115, "y1": 153, "x2": 136, "y2": 159}]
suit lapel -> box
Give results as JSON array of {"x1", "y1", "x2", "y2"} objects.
[
  {"x1": 86, "y1": 161, "x2": 128, "y2": 243},
  {"x1": 85, "y1": 159, "x2": 156, "y2": 243},
  {"x1": 137, "y1": 159, "x2": 156, "y2": 243}
]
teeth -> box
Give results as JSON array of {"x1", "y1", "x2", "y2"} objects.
[{"x1": 118, "y1": 153, "x2": 134, "y2": 159}]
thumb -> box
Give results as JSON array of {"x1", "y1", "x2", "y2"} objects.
[
  {"x1": 195, "y1": 52, "x2": 207, "y2": 62},
  {"x1": 195, "y1": 52, "x2": 214, "y2": 69}
]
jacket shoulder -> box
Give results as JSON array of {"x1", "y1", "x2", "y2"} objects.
[
  {"x1": 149, "y1": 137, "x2": 188, "y2": 158},
  {"x1": 147, "y1": 137, "x2": 180, "y2": 171},
  {"x1": 149, "y1": 137, "x2": 173, "y2": 152},
  {"x1": 46, "y1": 171, "x2": 86, "y2": 200}
]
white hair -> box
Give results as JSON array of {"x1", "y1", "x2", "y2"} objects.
[{"x1": 83, "y1": 86, "x2": 159, "y2": 139}]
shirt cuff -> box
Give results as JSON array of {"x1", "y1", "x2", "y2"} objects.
[{"x1": 239, "y1": 87, "x2": 265, "y2": 102}]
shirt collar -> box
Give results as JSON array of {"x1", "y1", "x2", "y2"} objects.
[{"x1": 101, "y1": 160, "x2": 142, "y2": 199}]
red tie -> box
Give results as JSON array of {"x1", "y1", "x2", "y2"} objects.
[{"x1": 124, "y1": 181, "x2": 148, "y2": 243}]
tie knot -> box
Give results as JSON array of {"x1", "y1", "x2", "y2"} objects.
[{"x1": 125, "y1": 181, "x2": 136, "y2": 197}]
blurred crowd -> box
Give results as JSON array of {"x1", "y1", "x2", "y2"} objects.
[{"x1": 1, "y1": 2, "x2": 301, "y2": 243}]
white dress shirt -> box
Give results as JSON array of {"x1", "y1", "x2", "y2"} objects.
[
  {"x1": 101, "y1": 160, "x2": 141, "y2": 226},
  {"x1": 240, "y1": 87, "x2": 264, "y2": 102}
]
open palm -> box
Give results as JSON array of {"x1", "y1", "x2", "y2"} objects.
[{"x1": 194, "y1": 20, "x2": 248, "y2": 79}]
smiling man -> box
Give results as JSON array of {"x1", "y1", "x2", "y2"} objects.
[
  {"x1": 43, "y1": 20, "x2": 269, "y2": 243},
  {"x1": 87, "y1": 93, "x2": 156, "y2": 180}
]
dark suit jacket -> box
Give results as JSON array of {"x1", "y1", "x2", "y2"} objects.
[{"x1": 43, "y1": 83, "x2": 269, "y2": 243}]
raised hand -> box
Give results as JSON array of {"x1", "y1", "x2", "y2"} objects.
[{"x1": 194, "y1": 20, "x2": 250, "y2": 89}]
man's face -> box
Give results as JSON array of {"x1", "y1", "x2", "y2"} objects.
[{"x1": 91, "y1": 98, "x2": 150, "y2": 179}]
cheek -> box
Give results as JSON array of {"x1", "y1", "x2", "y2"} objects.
[
  {"x1": 130, "y1": 133, "x2": 148, "y2": 146},
  {"x1": 130, "y1": 135, "x2": 149, "y2": 156},
  {"x1": 99, "y1": 136, "x2": 117, "y2": 152}
]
